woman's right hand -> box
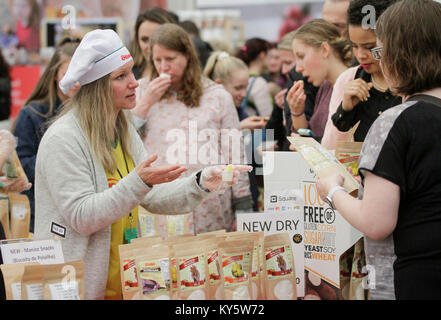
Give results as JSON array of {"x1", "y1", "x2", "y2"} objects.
[
  {"x1": 286, "y1": 80, "x2": 306, "y2": 115},
  {"x1": 133, "y1": 77, "x2": 172, "y2": 119},
  {"x1": 240, "y1": 116, "x2": 266, "y2": 130},
  {"x1": 135, "y1": 154, "x2": 187, "y2": 186},
  {"x1": 342, "y1": 78, "x2": 373, "y2": 111}
]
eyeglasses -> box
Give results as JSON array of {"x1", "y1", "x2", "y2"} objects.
[{"x1": 371, "y1": 46, "x2": 383, "y2": 60}]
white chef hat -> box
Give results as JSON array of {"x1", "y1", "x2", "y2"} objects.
[{"x1": 59, "y1": 29, "x2": 133, "y2": 94}]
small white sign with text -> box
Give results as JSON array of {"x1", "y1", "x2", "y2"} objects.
[{"x1": 0, "y1": 239, "x2": 64, "y2": 265}]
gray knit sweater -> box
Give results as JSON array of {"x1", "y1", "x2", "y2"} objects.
[{"x1": 34, "y1": 110, "x2": 209, "y2": 299}]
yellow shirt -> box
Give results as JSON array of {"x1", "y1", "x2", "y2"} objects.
[{"x1": 104, "y1": 138, "x2": 138, "y2": 300}]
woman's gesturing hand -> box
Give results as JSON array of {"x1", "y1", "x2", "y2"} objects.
[{"x1": 135, "y1": 154, "x2": 187, "y2": 186}]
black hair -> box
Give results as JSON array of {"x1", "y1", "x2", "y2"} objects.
[{"x1": 347, "y1": 0, "x2": 399, "y2": 26}]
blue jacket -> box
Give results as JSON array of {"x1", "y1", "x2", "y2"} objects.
[{"x1": 12, "y1": 98, "x2": 62, "y2": 232}]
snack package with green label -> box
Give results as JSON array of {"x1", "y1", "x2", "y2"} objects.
[
  {"x1": 135, "y1": 245, "x2": 171, "y2": 300},
  {"x1": 173, "y1": 240, "x2": 209, "y2": 300},
  {"x1": 218, "y1": 239, "x2": 254, "y2": 300},
  {"x1": 264, "y1": 233, "x2": 297, "y2": 300}
]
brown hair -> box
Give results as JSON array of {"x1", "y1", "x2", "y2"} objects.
[
  {"x1": 21, "y1": 38, "x2": 79, "y2": 118},
  {"x1": 148, "y1": 23, "x2": 203, "y2": 108},
  {"x1": 293, "y1": 19, "x2": 353, "y2": 66},
  {"x1": 376, "y1": 0, "x2": 441, "y2": 96},
  {"x1": 132, "y1": 7, "x2": 177, "y2": 74},
  {"x1": 235, "y1": 38, "x2": 269, "y2": 66}
]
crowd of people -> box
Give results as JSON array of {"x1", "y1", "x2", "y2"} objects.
[{"x1": 0, "y1": 0, "x2": 441, "y2": 300}]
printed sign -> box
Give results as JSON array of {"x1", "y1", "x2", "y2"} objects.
[
  {"x1": 0, "y1": 239, "x2": 64, "y2": 265},
  {"x1": 263, "y1": 151, "x2": 362, "y2": 299},
  {"x1": 237, "y1": 211, "x2": 304, "y2": 297}
]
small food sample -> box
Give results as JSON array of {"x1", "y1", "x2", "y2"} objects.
[
  {"x1": 222, "y1": 165, "x2": 234, "y2": 182},
  {"x1": 159, "y1": 73, "x2": 171, "y2": 79}
]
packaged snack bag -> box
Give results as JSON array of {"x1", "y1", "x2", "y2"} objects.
[
  {"x1": 174, "y1": 240, "x2": 209, "y2": 300},
  {"x1": 135, "y1": 245, "x2": 171, "y2": 300},
  {"x1": 218, "y1": 239, "x2": 254, "y2": 300},
  {"x1": 0, "y1": 262, "x2": 38, "y2": 300},
  {"x1": 335, "y1": 141, "x2": 363, "y2": 177},
  {"x1": 21, "y1": 264, "x2": 44, "y2": 300},
  {"x1": 264, "y1": 233, "x2": 297, "y2": 300},
  {"x1": 43, "y1": 260, "x2": 84, "y2": 300},
  {"x1": 226, "y1": 232, "x2": 264, "y2": 300},
  {"x1": 287, "y1": 136, "x2": 359, "y2": 194},
  {"x1": 0, "y1": 196, "x2": 10, "y2": 239},
  {"x1": 118, "y1": 237, "x2": 165, "y2": 300},
  {"x1": 8, "y1": 193, "x2": 31, "y2": 239},
  {"x1": 205, "y1": 237, "x2": 224, "y2": 300}
]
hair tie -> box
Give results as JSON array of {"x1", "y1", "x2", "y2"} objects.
[
  {"x1": 241, "y1": 45, "x2": 247, "y2": 52},
  {"x1": 217, "y1": 51, "x2": 230, "y2": 61}
]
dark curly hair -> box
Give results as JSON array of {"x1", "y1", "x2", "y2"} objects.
[{"x1": 347, "y1": 0, "x2": 398, "y2": 26}]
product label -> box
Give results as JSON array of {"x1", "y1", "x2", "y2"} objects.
[
  {"x1": 123, "y1": 257, "x2": 138, "y2": 291},
  {"x1": 265, "y1": 245, "x2": 294, "y2": 280},
  {"x1": 166, "y1": 215, "x2": 186, "y2": 236},
  {"x1": 11, "y1": 282, "x2": 22, "y2": 300},
  {"x1": 138, "y1": 214, "x2": 156, "y2": 237},
  {"x1": 179, "y1": 254, "x2": 206, "y2": 290},
  {"x1": 336, "y1": 152, "x2": 360, "y2": 176},
  {"x1": 138, "y1": 258, "x2": 169, "y2": 296},
  {"x1": 25, "y1": 283, "x2": 43, "y2": 300},
  {"x1": 48, "y1": 281, "x2": 80, "y2": 300},
  {"x1": 12, "y1": 204, "x2": 27, "y2": 220},
  {"x1": 222, "y1": 252, "x2": 251, "y2": 287},
  {"x1": 207, "y1": 250, "x2": 221, "y2": 284}
]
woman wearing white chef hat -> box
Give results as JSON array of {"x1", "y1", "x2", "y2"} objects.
[{"x1": 33, "y1": 29, "x2": 251, "y2": 300}]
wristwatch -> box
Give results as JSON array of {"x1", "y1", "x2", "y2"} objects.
[{"x1": 326, "y1": 186, "x2": 347, "y2": 210}]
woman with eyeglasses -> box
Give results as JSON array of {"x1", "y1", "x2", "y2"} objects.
[
  {"x1": 321, "y1": 0, "x2": 401, "y2": 150},
  {"x1": 317, "y1": 0, "x2": 441, "y2": 300}
]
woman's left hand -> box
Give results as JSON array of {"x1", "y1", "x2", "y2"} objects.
[{"x1": 316, "y1": 174, "x2": 345, "y2": 203}]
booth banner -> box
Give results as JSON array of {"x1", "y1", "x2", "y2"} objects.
[
  {"x1": 236, "y1": 211, "x2": 304, "y2": 298},
  {"x1": 10, "y1": 65, "x2": 41, "y2": 119},
  {"x1": 263, "y1": 151, "x2": 363, "y2": 300}
]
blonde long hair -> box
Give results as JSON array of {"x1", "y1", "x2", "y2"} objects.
[
  {"x1": 203, "y1": 51, "x2": 248, "y2": 83},
  {"x1": 148, "y1": 23, "x2": 203, "y2": 108},
  {"x1": 293, "y1": 19, "x2": 353, "y2": 66},
  {"x1": 61, "y1": 75, "x2": 134, "y2": 173}
]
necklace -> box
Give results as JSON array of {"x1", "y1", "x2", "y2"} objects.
[{"x1": 371, "y1": 74, "x2": 388, "y2": 92}]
